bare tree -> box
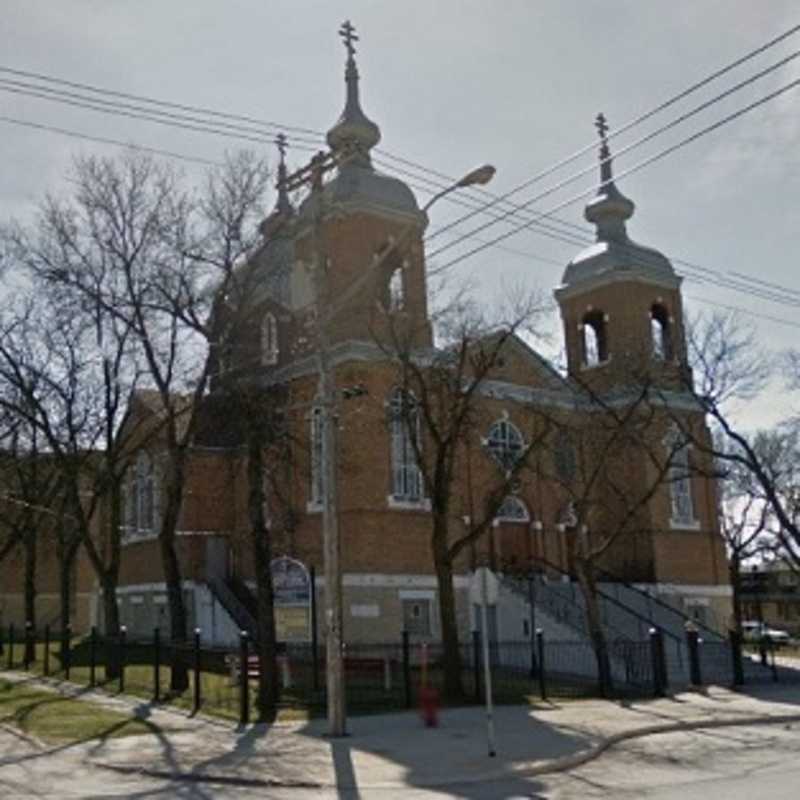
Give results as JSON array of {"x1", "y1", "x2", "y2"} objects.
[
  {"x1": 715, "y1": 434, "x2": 776, "y2": 633},
  {"x1": 377, "y1": 294, "x2": 551, "y2": 699},
  {"x1": 13, "y1": 150, "x2": 271, "y2": 691}
]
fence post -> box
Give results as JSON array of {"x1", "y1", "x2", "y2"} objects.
[
  {"x1": 7, "y1": 624, "x2": 13, "y2": 669},
  {"x1": 402, "y1": 630, "x2": 412, "y2": 709},
  {"x1": 153, "y1": 627, "x2": 161, "y2": 702},
  {"x1": 44, "y1": 624, "x2": 50, "y2": 677},
  {"x1": 63, "y1": 624, "x2": 72, "y2": 681},
  {"x1": 472, "y1": 630, "x2": 481, "y2": 702},
  {"x1": 536, "y1": 629, "x2": 546, "y2": 701},
  {"x1": 239, "y1": 631, "x2": 250, "y2": 726},
  {"x1": 650, "y1": 628, "x2": 665, "y2": 697},
  {"x1": 23, "y1": 621, "x2": 32, "y2": 671},
  {"x1": 89, "y1": 626, "x2": 97, "y2": 688},
  {"x1": 193, "y1": 628, "x2": 202, "y2": 715},
  {"x1": 686, "y1": 629, "x2": 702, "y2": 686},
  {"x1": 119, "y1": 626, "x2": 127, "y2": 694},
  {"x1": 729, "y1": 629, "x2": 744, "y2": 687},
  {"x1": 310, "y1": 566, "x2": 319, "y2": 692}
]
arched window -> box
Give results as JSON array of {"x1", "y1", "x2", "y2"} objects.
[
  {"x1": 261, "y1": 312, "x2": 279, "y2": 366},
  {"x1": 388, "y1": 267, "x2": 405, "y2": 312},
  {"x1": 666, "y1": 430, "x2": 695, "y2": 527},
  {"x1": 310, "y1": 407, "x2": 324, "y2": 506},
  {"x1": 389, "y1": 388, "x2": 422, "y2": 502},
  {"x1": 650, "y1": 304, "x2": 672, "y2": 360},
  {"x1": 496, "y1": 496, "x2": 530, "y2": 523},
  {"x1": 123, "y1": 452, "x2": 157, "y2": 539},
  {"x1": 581, "y1": 310, "x2": 608, "y2": 366},
  {"x1": 485, "y1": 418, "x2": 525, "y2": 472}
]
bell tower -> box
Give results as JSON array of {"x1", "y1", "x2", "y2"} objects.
[
  {"x1": 555, "y1": 115, "x2": 688, "y2": 392},
  {"x1": 290, "y1": 21, "x2": 432, "y2": 350}
]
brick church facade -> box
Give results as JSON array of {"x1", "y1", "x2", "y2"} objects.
[{"x1": 0, "y1": 29, "x2": 730, "y2": 645}]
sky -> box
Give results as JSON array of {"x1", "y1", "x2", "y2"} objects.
[{"x1": 1, "y1": 1, "x2": 798, "y2": 426}]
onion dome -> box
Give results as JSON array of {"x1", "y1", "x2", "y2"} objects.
[{"x1": 562, "y1": 113, "x2": 675, "y2": 287}]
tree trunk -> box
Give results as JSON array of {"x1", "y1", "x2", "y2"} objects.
[
  {"x1": 58, "y1": 548, "x2": 74, "y2": 636},
  {"x1": 247, "y1": 432, "x2": 279, "y2": 720},
  {"x1": 729, "y1": 555, "x2": 743, "y2": 636},
  {"x1": 23, "y1": 528, "x2": 36, "y2": 663},
  {"x1": 160, "y1": 456, "x2": 189, "y2": 693},
  {"x1": 575, "y1": 558, "x2": 613, "y2": 696},
  {"x1": 102, "y1": 573, "x2": 122, "y2": 679},
  {"x1": 431, "y1": 515, "x2": 464, "y2": 700}
]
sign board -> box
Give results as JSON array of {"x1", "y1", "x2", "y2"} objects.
[
  {"x1": 271, "y1": 557, "x2": 311, "y2": 642},
  {"x1": 469, "y1": 567, "x2": 499, "y2": 606}
]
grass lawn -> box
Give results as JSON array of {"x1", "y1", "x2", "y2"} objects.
[{"x1": 0, "y1": 678, "x2": 169, "y2": 744}]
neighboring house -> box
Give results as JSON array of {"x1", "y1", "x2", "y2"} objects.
[
  {"x1": 0, "y1": 27, "x2": 731, "y2": 645},
  {"x1": 741, "y1": 562, "x2": 800, "y2": 636}
]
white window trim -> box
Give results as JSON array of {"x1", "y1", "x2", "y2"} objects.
[
  {"x1": 665, "y1": 430, "x2": 699, "y2": 530},
  {"x1": 387, "y1": 494, "x2": 431, "y2": 512},
  {"x1": 388, "y1": 388, "x2": 425, "y2": 504}
]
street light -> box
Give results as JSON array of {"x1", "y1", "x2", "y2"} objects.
[{"x1": 313, "y1": 161, "x2": 495, "y2": 737}]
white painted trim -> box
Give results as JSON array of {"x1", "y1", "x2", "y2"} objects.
[
  {"x1": 399, "y1": 589, "x2": 435, "y2": 600},
  {"x1": 337, "y1": 573, "x2": 470, "y2": 589},
  {"x1": 632, "y1": 583, "x2": 733, "y2": 598},
  {"x1": 109, "y1": 581, "x2": 199, "y2": 595},
  {"x1": 387, "y1": 495, "x2": 431, "y2": 512},
  {"x1": 669, "y1": 519, "x2": 702, "y2": 531}
]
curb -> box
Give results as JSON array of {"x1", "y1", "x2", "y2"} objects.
[{"x1": 94, "y1": 711, "x2": 800, "y2": 791}]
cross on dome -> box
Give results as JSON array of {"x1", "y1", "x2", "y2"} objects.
[
  {"x1": 339, "y1": 20, "x2": 359, "y2": 58},
  {"x1": 326, "y1": 20, "x2": 381, "y2": 164}
]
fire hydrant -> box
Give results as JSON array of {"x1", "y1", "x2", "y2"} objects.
[
  {"x1": 419, "y1": 685, "x2": 440, "y2": 727},
  {"x1": 418, "y1": 642, "x2": 439, "y2": 727}
]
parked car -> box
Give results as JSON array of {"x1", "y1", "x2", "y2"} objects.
[{"x1": 742, "y1": 620, "x2": 791, "y2": 647}]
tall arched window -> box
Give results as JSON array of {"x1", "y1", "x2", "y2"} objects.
[
  {"x1": 485, "y1": 418, "x2": 525, "y2": 472},
  {"x1": 581, "y1": 310, "x2": 608, "y2": 366},
  {"x1": 389, "y1": 388, "x2": 422, "y2": 502},
  {"x1": 261, "y1": 312, "x2": 279, "y2": 366},
  {"x1": 650, "y1": 304, "x2": 672, "y2": 360},
  {"x1": 310, "y1": 407, "x2": 324, "y2": 506},
  {"x1": 666, "y1": 430, "x2": 695, "y2": 527},
  {"x1": 123, "y1": 452, "x2": 157, "y2": 539}
]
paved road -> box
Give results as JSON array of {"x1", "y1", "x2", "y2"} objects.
[{"x1": 3, "y1": 721, "x2": 799, "y2": 799}]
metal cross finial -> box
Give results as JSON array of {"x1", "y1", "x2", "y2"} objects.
[
  {"x1": 595, "y1": 112, "x2": 609, "y2": 144},
  {"x1": 339, "y1": 20, "x2": 358, "y2": 57}
]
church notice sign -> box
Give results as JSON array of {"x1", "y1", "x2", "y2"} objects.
[{"x1": 271, "y1": 556, "x2": 311, "y2": 642}]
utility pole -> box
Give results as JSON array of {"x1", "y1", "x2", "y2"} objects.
[
  {"x1": 281, "y1": 142, "x2": 495, "y2": 737},
  {"x1": 284, "y1": 148, "x2": 346, "y2": 736}
]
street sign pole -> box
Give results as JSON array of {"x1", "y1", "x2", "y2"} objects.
[{"x1": 480, "y1": 567, "x2": 496, "y2": 758}]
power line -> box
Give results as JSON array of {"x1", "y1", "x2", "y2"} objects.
[
  {"x1": 0, "y1": 80, "x2": 324, "y2": 152},
  {"x1": 429, "y1": 76, "x2": 800, "y2": 276},
  {"x1": 426, "y1": 45, "x2": 800, "y2": 245},
  {"x1": 6, "y1": 110, "x2": 798, "y2": 317},
  {"x1": 0, "y1": 114, "x2": 224, "y2": 167},
  {"x1": 5, "y1": 61, "x2": 800, "y2": 321},
  {"x1": 0, "y1": 64, "x2": 324, "y2": 139}
]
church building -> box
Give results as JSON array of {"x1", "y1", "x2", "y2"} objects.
[{"x1": 0, "y1": 25, "x2": 731, "y2": 648}]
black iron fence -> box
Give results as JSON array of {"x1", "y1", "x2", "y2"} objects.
[{"x1": 2, "y1": 623, "x2": 798, "y2": 726}]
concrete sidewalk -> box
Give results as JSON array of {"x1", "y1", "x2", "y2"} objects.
[{"x1": 3, "y1": 671, "x2": 800, "y2": 791}]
